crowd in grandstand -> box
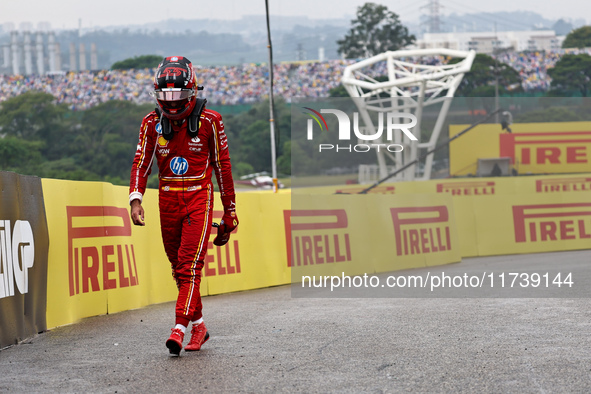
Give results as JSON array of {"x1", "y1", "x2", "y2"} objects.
[
  {"x1": 0, "y1": 68, "x2": 154, "y2": 110},
  {"x1": 1, "y1": 49, "x2": 590, "y2": 110},
  {"x1": 496, "y1": 48, "x2": 591, "y2": 92}
]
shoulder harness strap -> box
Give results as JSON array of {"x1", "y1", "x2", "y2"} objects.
[
  {"x1": 188, "y1": 98, "x2": 207, "y2": 139},
  {"x1": 154, "y1": 107, "x2": 173, "y2": 141}
]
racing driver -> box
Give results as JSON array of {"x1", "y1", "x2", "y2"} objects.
[{"x1": 129, "y1": 56, "x2": 238, "y2": 356}]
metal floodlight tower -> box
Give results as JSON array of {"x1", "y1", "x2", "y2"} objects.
[{"x1": 341, "y1": 48, "x2": 475, "y2": 182}]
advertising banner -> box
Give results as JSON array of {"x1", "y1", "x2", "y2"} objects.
[
  {"x1": 289, "y1": 193, "x2": 461, "y2": 297},
  {"x1": 38, "y1": 171, "x2": 591, "y2": 318},
  {"x1": 42, "y1": 179, "x2": 177, "y2": 328},
  {"x1": 473, "y1": 193, "x2": 591, "y2": 256},
  {"x1": 450, "y1": 121, "x2": 591, "y2": 176},
  {"x1": 202, "y1": 191, "x2": 292, "y2": 296},
  {"x1": 0, "y1": 172, "x2": 49, "y2": 348},
  {"x1": 43, "y1": 179, "x2": 292, "y2": 328}
]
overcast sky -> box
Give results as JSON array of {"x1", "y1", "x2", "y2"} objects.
[{"x1": 0, "y1": 0, "x2": 588, "y2": 30}]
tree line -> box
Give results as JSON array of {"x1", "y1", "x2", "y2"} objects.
[
  {"x1": 0, "y1": 91, "x2": 378, "y2": 185},
  {"x1": 0, "y1": 92, "x2": 293, "y2": 187}
]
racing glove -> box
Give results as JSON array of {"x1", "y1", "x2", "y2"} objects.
[{"x1": 214, "y1": 195, "x2": 239, "y2": 246}]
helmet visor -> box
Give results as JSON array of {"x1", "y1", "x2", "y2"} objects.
[{"x1": 151, "y1": 88, "x2": 195, "y2": 101}]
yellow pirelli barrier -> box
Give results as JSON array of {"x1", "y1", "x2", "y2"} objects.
[
  {"x1": 43, "y1": 176, "x2": 462, "y2": 327},
  {"x1": 43, "y1": 179, "x2": 175, "y2": 328},
  {"x1": 450, "y1": 121, "x2": 591, "y2": 176},
  {"x1": 42, "y1": 173, "x2": 589, "y2": 328},
  {"x1": 289, "y1": 193, "x2": 461, "y2": 281},
  {"x1": 43, "y1": 179, "x2": 292, "y2": 329},
  {"x1": 293, "y1": 173, "x2": 591, "y2": 258},
  {"x1": 472, "y1": 192, "x2": 591, "y2": 256},
  {"x1": 398, "y1": 175, "x2": 591, "y2": 256},
  {"x1": 203, "y1": 191, "x2": 291, "y2": 296},
  {"x1": 422, "y1": 178, "x2": 514, "y2": 257}
]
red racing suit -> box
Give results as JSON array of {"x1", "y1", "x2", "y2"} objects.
[{"x1": 129, "y1": 108, "x2": 235, "y2": 326}]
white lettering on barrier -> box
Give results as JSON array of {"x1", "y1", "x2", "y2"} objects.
[{"x1": 0, "y1": 220, "x2": 35, "y2": 299}]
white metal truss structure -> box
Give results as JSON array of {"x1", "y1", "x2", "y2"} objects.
[{"x1": 341, "y1": 48, "x2": 475, "y2": 182}]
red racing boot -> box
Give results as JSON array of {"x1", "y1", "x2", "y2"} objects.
[
  {"x1": 166, "y1": 328, "x2": 185, "y2": 356},
  {"x1": 184, "y1": 322, "x2": 210, "y2": 351}
]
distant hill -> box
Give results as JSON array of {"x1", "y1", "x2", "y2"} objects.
[
  {"x1": 54, "y1": 29, "x2": 255, "y2": 68},
  {"x1": 0, "y1": 12, "x2": 585, "y2": 70},
  {"x1": 406, "y1": 11, "x2": 585, "y2": 36},
  {"x1": 91, "y1": 15, "x2": 350, "y2": 66},
  {"x1": 129, "y1": 15, "x2": 350, "y2": 35}
]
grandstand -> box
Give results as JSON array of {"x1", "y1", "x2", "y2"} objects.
[{"x1": 1, "y1": 48, "x2": 591, "y2": 110}]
